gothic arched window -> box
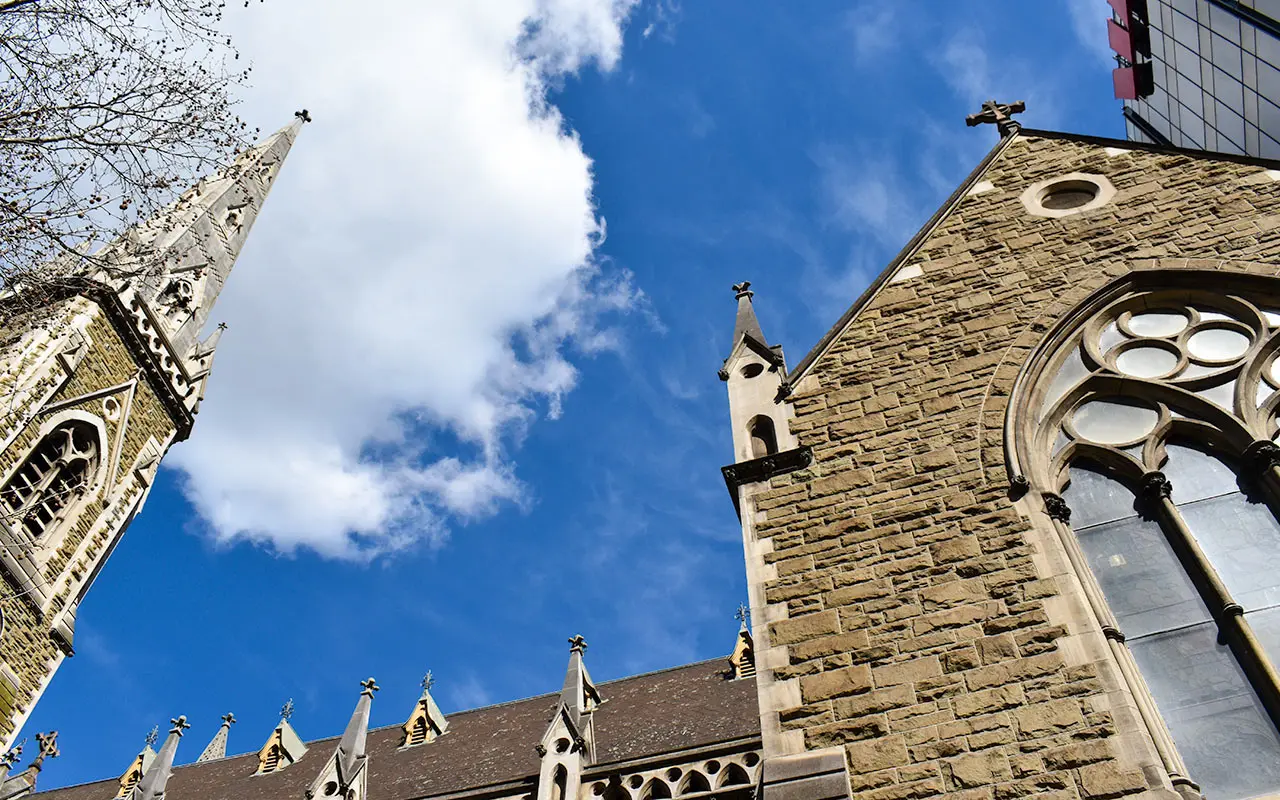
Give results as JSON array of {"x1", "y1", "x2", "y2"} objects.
[
  {"x1": 0, "y1": 421, "x2": 99, "y2": 542},
  {"x1": 1011, "y1": 275, "x2": 1280, "y2": 800}
]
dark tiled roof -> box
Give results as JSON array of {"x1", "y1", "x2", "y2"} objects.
[{"x1": 34, "y1": 659, "x2": 759, "y2": 800}]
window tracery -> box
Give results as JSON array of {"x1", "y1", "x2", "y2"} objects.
[
  {"x1": 1015, "y1": 280, "x2": 1280, "y2": 800},
  {"x1": 0, "y1": 421, "x2": 100, "y2": 542}
]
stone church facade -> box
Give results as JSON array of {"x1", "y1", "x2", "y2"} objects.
[{"x1": 0, "y1": 114, "x2": 1275, "y2": 800}]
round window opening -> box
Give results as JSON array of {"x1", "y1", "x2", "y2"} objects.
[
  {"x1": 740, "y1": 363, "x2": 765, "y2": 379},
  {"x1": 1040, "y1": 180, "x2": 1100, "y2": 210}
]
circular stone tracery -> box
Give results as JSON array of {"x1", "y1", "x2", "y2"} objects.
[{"x1": 1031, "y1": 289, "x2": 1280, "y2": 489}]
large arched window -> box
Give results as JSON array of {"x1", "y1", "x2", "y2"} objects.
[
  {"x1": 0, "y1": 421, "x2": 100, "y2": 541},
  {"x1": 1011, "y1": 276, "x2": 1280, "y2": 799}
]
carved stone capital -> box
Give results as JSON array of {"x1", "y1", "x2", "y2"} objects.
[
  {"x1": 1244, "y1": 440, "x2": 1280, "y2": 476},
  {"x1": 1042, "y1": 493, "x2": 1072, "y2": 523},
  {"x1": 1139, "y1": 471, "x2": 1173, "y2": 503}
]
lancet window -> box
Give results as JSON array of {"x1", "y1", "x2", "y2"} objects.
[
  {"x1": 1013, "y1": 277, "x2": 1280, "y2": 800},
  {"x1": 0, "y1": 422, "x2": 99, "y2": 542}
]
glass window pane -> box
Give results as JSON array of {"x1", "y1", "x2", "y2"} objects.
[
  {"x1": 1116, "y1": 347, "x2": 1178, "y2": 378},
  {"x1": 1073, "y1": 400, "x2": 1159, "y2": 445},
  {"x1": 1075, "y1": 515, "x2": 1210, "y2": 638},
  {"x1": 1248, "y1": 605, "x2": 1280, "y2": 675},
  {"x1": 1131, "y1": 624, "x2": 1280, "y2": 800},
  {"x1": 1162, "y1": 443, "x2": 1238, "y2": 503},
  {"x1": 1128, "y1": 311, "x2": 1188, "y2": 337},
  {"x1": 1063, "y1": 465, "x2": 1138, "y2": 529},
  {"x1": 1179, "y1": 491, "x2": 1280, "y2": 612},
  {"x1": 1188, "y1": 328, "x2": 1250, "y2": 361}
]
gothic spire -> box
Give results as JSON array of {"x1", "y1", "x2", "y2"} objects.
[
  {"x1": 98, "y1": 111, "x2": 308, "y2": 363},
  {"x1": 306, "y1": 679, "x2": 377, "y2": 800},
  {"x1": 731, "y1": 282, "x2": 768, "y2": 348},
  {"x1": 130, "y1": 716, "x2": 188, "y2": 800},
  {"x1": 560, "y1": 635, "x2": 600, "y2": 730},
  {"x1": 196, "y1": 713, "x2": 235, "y2": 763}
]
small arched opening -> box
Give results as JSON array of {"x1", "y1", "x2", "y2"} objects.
[
  {"x1": 747, "y1": 416, "x2": 778, "y2": 459},
  {"x1": 551, "y1": 766, "x2": 568, "y2": 800}
]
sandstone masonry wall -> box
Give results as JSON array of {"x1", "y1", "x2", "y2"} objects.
[{"x1": 750, "y1": 134, "x2": 1280, "y2": 800}]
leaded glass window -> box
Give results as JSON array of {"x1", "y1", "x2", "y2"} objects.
[
  {"x1": 0, "y1": 422, "x2": 99, "y2": 542},
  {"x1": 1016, "y1": 281, "x2": 1280, "y2": 799}
]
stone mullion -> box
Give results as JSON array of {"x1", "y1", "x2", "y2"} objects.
[
  {"x1": 1140, "y1": 471, "x2": 1280, "y2": 737},
  {"x1": 1042, "y1": 493, "x2": 1194, "y2": 792}
]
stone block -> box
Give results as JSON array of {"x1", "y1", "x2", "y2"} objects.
[
  {"x1": 846, "y1": 735, "x2": 909, "y2": 773},
  {"x1": 800, "y1": 664, "x2": 872, "y2": 702},
  {"x1": 771, "y1": 611, "x2": 840, "y2": 645},
  {"x1": 872, "y1": 657, "x2": 942, "y2": 688}
]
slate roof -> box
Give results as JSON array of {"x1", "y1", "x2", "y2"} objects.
[{"x1": 33, "y1": 658, "x2": 759, "y2": 800}]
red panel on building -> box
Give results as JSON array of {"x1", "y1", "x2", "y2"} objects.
[
  {"x1": 1109, "y1": 18, "x2": 1135, "y2": 61},
  {"x1": 1107, "y1": 0, "x2": 1148, "y2": 23},
  {"x1": 1113, "y1": 63, "x2": 1154, "y2": 99}
]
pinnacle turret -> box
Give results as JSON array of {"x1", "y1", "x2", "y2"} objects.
[
  {"x1": 731, "y1": 281, "x2": 768, "y2": 349},
  {"x1": 129, "y1": 717, "x2": 187, "y2": 800},
  {"x1": 196, "y1": 713, "x2": 235, "y2": 763}
]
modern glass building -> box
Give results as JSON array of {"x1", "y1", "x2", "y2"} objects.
[{"x1": 1110, "y1": 0, "x2": 1280, "y2": 156}]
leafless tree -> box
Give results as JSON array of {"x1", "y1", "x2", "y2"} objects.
[{"x1": 0, "y1": 0, "x2": 260, "y2": 294}]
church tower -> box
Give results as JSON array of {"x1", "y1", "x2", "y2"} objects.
[{"x1": 0, "y1": 113, "x2": 305, "y2": 748}]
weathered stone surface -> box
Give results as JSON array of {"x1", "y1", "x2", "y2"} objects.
[{"x1": 800, "y1": 664, "x2": 872, "y2": 702}]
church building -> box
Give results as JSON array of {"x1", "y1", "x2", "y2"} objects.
[{"x1": 3, "y1": 104, "x2": 1280, "y2": 800}]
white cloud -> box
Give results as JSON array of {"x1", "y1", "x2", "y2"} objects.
[
  {"x1": 168, "y1": 0, "x2": 641, "y2": 560},
  {"x1": 844, "y1": 3, "x2": 897, "y2": 62}
]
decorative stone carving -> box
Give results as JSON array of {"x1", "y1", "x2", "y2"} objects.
[{"x1": 1042, "y1": 493, "x2": 1072, "y2": 523}]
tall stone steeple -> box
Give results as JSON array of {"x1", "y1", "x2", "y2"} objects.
[
  {"x1": 535, "y1": 637, "x2": 601, "y2": 800},
  {"x1": 0, "y1": 111, "x2": 304, "y2": 750}
]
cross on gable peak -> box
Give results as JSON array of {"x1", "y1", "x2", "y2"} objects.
[
  {"x1": 145, "y1": 726, "x2": 160, "y2": 747},
  {"x1": 280, "y1": 699, "x2": 295, "y2": 721},
  {"x1": 568, "y1": 634, "x2": 588, "y2": 654},
  {"x1": 965, "y1": 99, "x2": 1026, "y2": 137},
  {"x1": 361, "y1": 677, "x2": 380, "y2": 695},
  {"x1": 170, "y1": 716, "x2": 190, "y2": 735},
  {"x1": 221, "y1": 713, "x2": 237, "y2": 726},
  {"x1": 422, "y1": 671, "x2": 436, "y2": 692}
]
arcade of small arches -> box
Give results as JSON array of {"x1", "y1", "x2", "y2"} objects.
[
  {"x1": 1009, "y1": 272, "x2": 1280, "y2": 800},
  {"x1": 578, "y1": 750, "x2": 760, "y2": 800}
]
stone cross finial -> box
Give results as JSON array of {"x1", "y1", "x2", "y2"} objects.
[
  {"x1": 2, "y1": 740, "x2": 24, "y2": 768},
  {"x1": 31, "y1": 732, "x2": 58, "y2": 770},
  {"x1": 965, "y1": 99, "x2": 1026, "y2": 137},
  {"x1": 422, "y1": 672, "x2": 435, "y2": 692},
  {"x1": 568, "y1": 634, "x2": 588, "y2": 654},
  {"x1": 360, "y1": 677, "x2": 380, "y2": 696},
  {"x1": 144, "y1": 725, "x2": 159, "y2": 747},
  {"x1": 216, "y1": 322, "x2": 228, "y2": 331},
  {"x1": 732, "y1": 281, "x2": 753, "y2": 299},
  {"x1": 294, "y1": 109, "x2": 313, "y2": 123},
  {"x1": 169, "y1": 716, "x2": 190, "y2": 735},
  {"x1": 280, "y1": 699, "x2": 295, "y2": 721},
  {"x1": 735, "y1": 603, "x2": 750, "y2": 626},
  {"x1": 221, "y1": 712, "x2": 237, "y2": 726}
]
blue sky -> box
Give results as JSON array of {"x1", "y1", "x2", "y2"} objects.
[{"x1": 25, "y1": 0, "x2": 1124, "y2": 788}]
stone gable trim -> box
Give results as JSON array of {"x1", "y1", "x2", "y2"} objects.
[{"x1": 783, "y1": 134, "x2": 1016, "y2": 389}]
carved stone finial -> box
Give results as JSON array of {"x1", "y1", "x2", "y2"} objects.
[
  {"x1": 360, "y1": 677, "x2": 380, "y2": 696},
  {"x1": 732, "y1": 281, "x2": 752, "y2": 298},
  {"x1": 144, "y1": 725, "x2": 159, "y2": 747},
  {"x1": 221, "y1": 712, "x2": 237, "y2": 726},
  {"x1": 1, "y1": 740, "x2": 23, "y2": 768},
  {"x1": 534, "y1": 744, "x2": 547, "y2": 757},
  {"x1": 1140, "y1": 471, "x2": 1173, "y2": 504},
  {"x1": 734, "y1": 604, "x2": 750, "y2": 626},
  {"x1": 1043, "y1": 493, "x2": 1072, "y2": 523},
  {"x1": 280, "y1": 699, "x2": 295, "y2": 722},
  {"x1": 422, "y1": 671, "x2": 435, "y2": 692},
  {"x1": 294, "y1": 109, "x2": 312, "y2": 123},
  {"x1": 169, "y1": 716, "x2": 190, "y2": 735},
  {"x1": 568, "y1": 634, "x2": 588, "y2": 654}
]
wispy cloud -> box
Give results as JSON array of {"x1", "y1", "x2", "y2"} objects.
[
  {"x1": 844, "y1": 3, "x2": 898, "y2": 63},
  {"x1": 1064, "y1": 0, "x2": 1118, "y2": 69},
  {"x1": 446, "y1": 674, "x2": 493, "y2": 712},
  {"x1": 641, "y1": 0, "x2": 682, "y2": 41}
]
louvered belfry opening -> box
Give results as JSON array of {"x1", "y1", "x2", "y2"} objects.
[
  {"x1": 407, "y1": 716, "x2": 428, "y2": 746},
  {"x1": 0, "y1": 421, "x2": 99, "y2": 540}
]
